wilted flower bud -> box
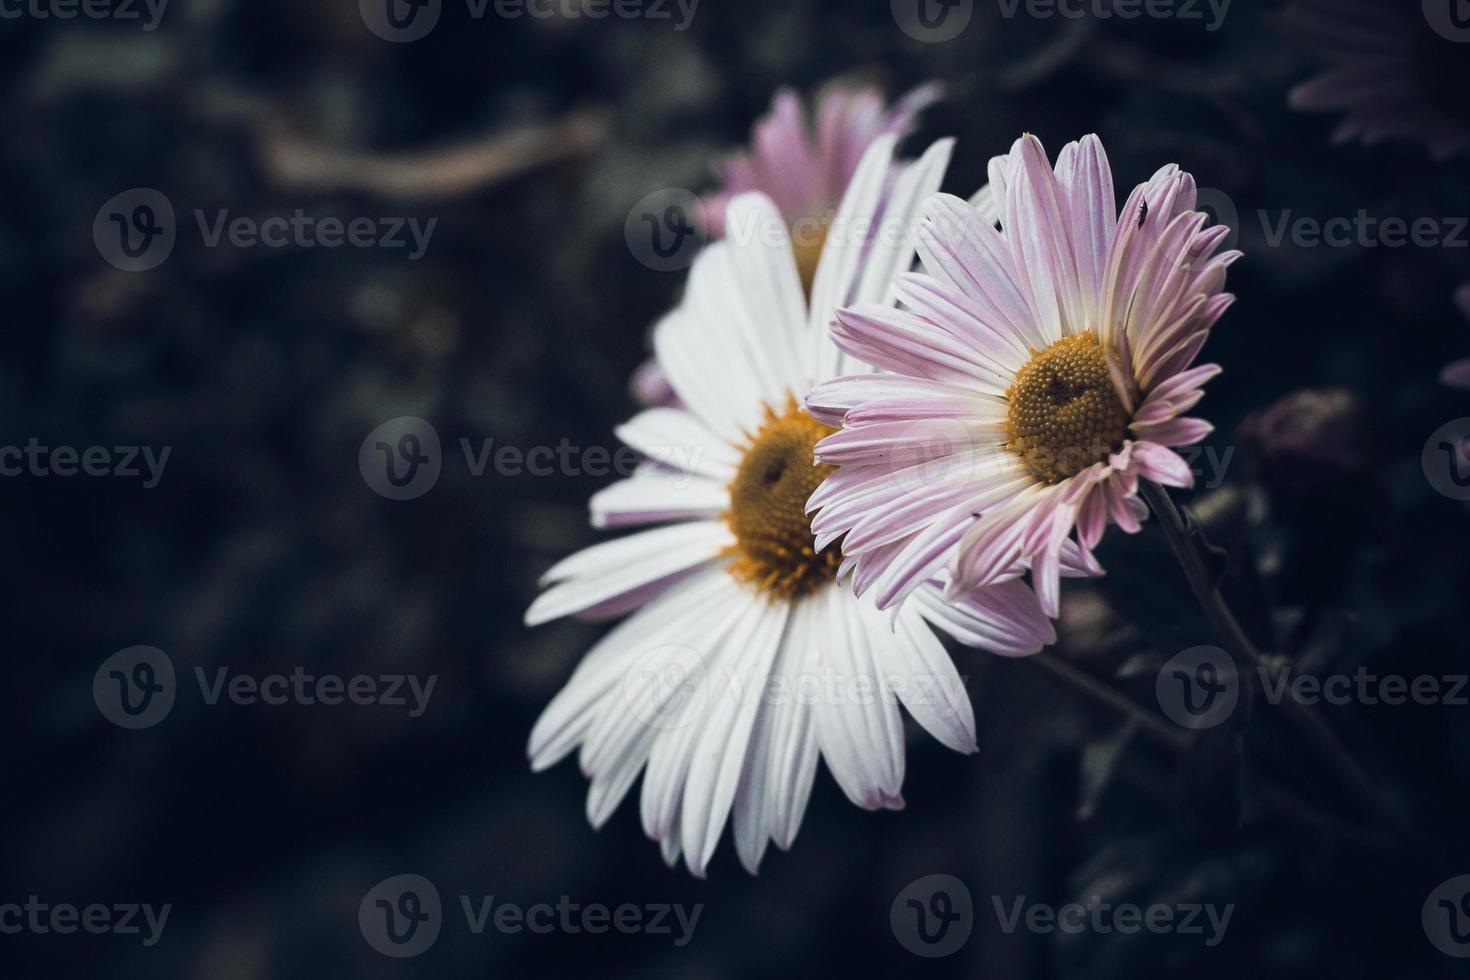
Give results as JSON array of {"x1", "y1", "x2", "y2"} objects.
[{"x1": 1239, "y1": 388, "x2": 1368, "y2": 498}]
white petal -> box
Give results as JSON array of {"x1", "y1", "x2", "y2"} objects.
[
  {"x1": 722, "y1": 192, "x2": 814, "y2": 393},
  {"x1": 653, "y1": 249, "x2": 768, "y2": 441},
  {"x1": 968, "y1": 183, "x2": 1000, "y2": 226},
  {"x1": 526, "y1": 521, "x2": 732, "y2": 626},
  {"x1": 586, "y1": 729, "x2": 656, "y2": 828},
  {"x1": 527, "y1": 569, "x2": 734, "y2": 771},
  {"x1": 614, "y1": 407, "x2": 741, "y2": 482},
  {"x1": 885, "y1": 599, "x2": 979, "y2": 753},
  {"x1": 638, "y1": 577, "x2": 769, "y2": 850},
  {"x1": 732, "y1": 593, "x2": 823, "y2": 869},
  {"x1": 766, "y1": 597, "x2": 823, "y2": 850},
  {"x1": 807, "y1": 134, "x2": 900, "y2": 379},
  {"x1": 851, "y1": 138, "x2": 955, "y2": 310},
  {"x1": 811, "y1": 587, "x2": 905, "y2": 810},
  {"x1": 590, "y1": 471, "x2": 730, "y2": 529},
  {"x1": 681, "y1": 596, "x2": 790, "y2": 876}
]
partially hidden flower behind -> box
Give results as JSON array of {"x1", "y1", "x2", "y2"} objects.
[
  {"x1": 1443, "y1": 285, "x2": 1470, "y2": 390},
  {"x1": 704, "y1": 80, "x2": 942, "y2": 288},
  {"x1": 1282, "y1": 0, "x2": 1470, "y2": 160},
  {"x1": 807, "y1": 134, "x2": 1241, "y2": 618},
  {"x1": 1239, "y1": 388, "x2": 1368, "y2": 500},
  {"x1": 527, "y1": 135, "x2": 1058, "y2": 877},
  {"x1": 633, "y1": 81, "x2": 942, "y2": 408}
]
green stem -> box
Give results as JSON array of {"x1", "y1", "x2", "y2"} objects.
[
  {"x1": 1033, "y1": 652, "x2": 1397, "y2": 850},
  {"x1": 1138, "y1": 479, "x2": 1408, "y2": 838},
  {"x1": 1035, "y1": 652, "x2": 1189, "y2": 751}
]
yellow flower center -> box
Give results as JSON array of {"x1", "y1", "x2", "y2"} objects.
[
  {"x1": 725, "y1": 396, "x2": 841, "y2": 599},
  {"x1": 1005, "y1": 333, "x2": 1129, "y2": 483}
]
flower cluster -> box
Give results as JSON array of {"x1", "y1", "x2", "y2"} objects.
[{"x1": 528, "y1": 81, "x2": 1239, "y2": 876}]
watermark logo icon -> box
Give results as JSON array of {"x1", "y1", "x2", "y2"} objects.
[
  {"x1": 891, "y1": 874, "x2": 973, "y2": 957},
  {"x1": 1156, "y1": 645, "x2": 1239, "y2": 729},
  {"x1": 1423, "y1": 418, "x2": 1470, "y2": 500},
  {"x1": 93, "y1": 646, "x2": 176, "y2": 729},
  {"x1": 1194, "y1": 187, "x2": 1241, "y2": 251},
  {"x1": 360, "y1": 417, "x2": 442, "y2": 500},
  {"x1": 892, "y1": 0, "x2": 972, "y2": 42},
  {"x1": 360, "y1": 0, "x2": 441, "y2": 41},
  {"x1": 624, "y1": 189, "x2": 706, "y2": 272},
  {"x1": 1425, "y1": 0, "x2": 1470, "y2": 42},
  {"x1": 622, "y1": 644, "x2": 706, "y2": 731},
  {"x1": 1424, "y1": 875, "x2": 1470, "y2": 957},
  {"x1": 93, "y1": 189, "x2": 175, "y2": 272},
  {"x1": 360, "y1": 874, "x2": 443, "y2": 958}
]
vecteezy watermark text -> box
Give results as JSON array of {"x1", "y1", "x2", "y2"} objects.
[
  {"x1": 93, "y1": 647, "x2": 437, "y2": 729},
  {"x1": 1260, "y1": 667, "x2": 1469, "y2": 708},
  {"x1": 194, "y1": 210, "x2": 435, "y2": 260},
  {"x1": 94, "y1": 189, "x2": 437, "y2": 272},
  {"x1": 1260, "y1": 211, "x2": 1469, "y2": 249},
  {"x1": 358, "y1": 875, "x2": 700, "y2": 958},
  {"x1": 1157, "y1": 645, "x2": 1470, "y2": 730},
  {"x1": 992, "y1": 895, "x2": 1233, "y2": 946},
  {"x1": 995, "y1": 0, "x2": 1232, "y2": 32},
  {"x1": 0, "y1": 897, "x2": 170, "y2": 947},
  {"x1": 490, "y1": 0, "x2": 697, "y2": 28},
  {"x1": 0, "y1": 440, "x2": 169, "y2": 488},
  {"x1": 195, "y1": 667, "x2": 436, "y2": 718},
  {"x1": 458, "y1": 895, "x2": 700, "y2": 945},
  {"x1": 621, "y1": 647, "x2": 972, "y2": 732},
  {"x1": 1192, "y1": 190, "x2": 1470, "y2": 252},
  {"x1": 0, "y1": 0, "x2": 167, "y2": 29},
  {"x1": 359, "y1": 416, "x2": 704, "y2": 501},
  {"x1": 892, "y1": 0, "x2": 1228, "y2": 43},
  {"x1": 358, "y1": 0, "x2": 698, "y2": 43}
]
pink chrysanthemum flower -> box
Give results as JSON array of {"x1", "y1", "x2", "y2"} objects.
[
  {"x1": 635, "y1": 81, "x2": 940, "y2": 408},
  {"x1": 806, "y1": 134, "x2": 1241, "y2": 618},
  {"x1": 1443, "y1": 285, "x2": 1470, "y2": 389},
  {"x1": 528, "y1": 136, "x2": 1057, "y2": 877},
  {"x1": 1282, "y1": 0, "x2": 1470, "y2": 160}
]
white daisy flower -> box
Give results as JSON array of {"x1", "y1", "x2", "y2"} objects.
[{"x1": 526, "y1": 135, "x2": 1058, "y2": 877}]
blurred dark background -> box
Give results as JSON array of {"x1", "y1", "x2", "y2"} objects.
[{"x1": 5, "y1": 0, "x2": 1470, "y2": 976}]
